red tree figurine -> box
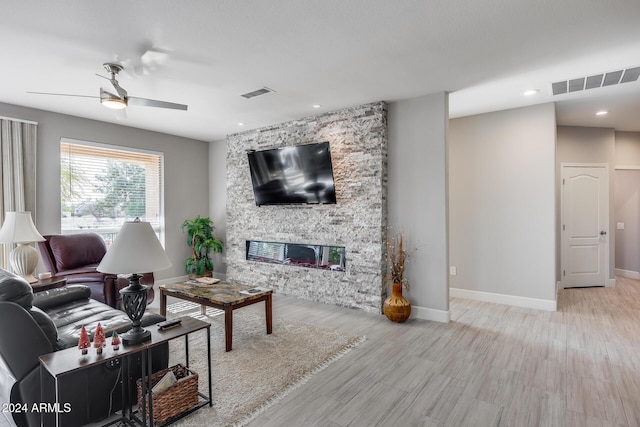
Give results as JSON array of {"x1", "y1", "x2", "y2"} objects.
[
  {"x1": 78, "y1": 325, "x2": 91, "y2": 355},
  {"x1": 111, "y1": 331, "x2": 121, "y2": 350},
  {"x1": 94, "y1": 323, "x2": 106, "y2": 354}
]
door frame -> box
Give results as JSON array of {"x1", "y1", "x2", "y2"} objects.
[{"x1": 560, "y1": 162, "x2": 610, "y2": 289}]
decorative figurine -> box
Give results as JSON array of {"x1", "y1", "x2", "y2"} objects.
[
  {"x1": 111, "y1": 331, "x2": 121, "y2": 350},
  {"x1": 94, "y1": 323, "x2": 106, "y2": 354},
  {"x1": 78, "y1": 325, "x2": 91, "y2": 355}
]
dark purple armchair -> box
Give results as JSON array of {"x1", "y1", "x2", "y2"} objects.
[{"x1": 37, "y1": 233, "x2": 154, "y2": 308}]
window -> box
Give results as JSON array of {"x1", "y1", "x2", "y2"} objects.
[{"x1": 60, "y1": 139, "x2": 164, "y2": 246}]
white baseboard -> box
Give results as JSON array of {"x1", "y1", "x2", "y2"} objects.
[
  {"x1": 450, "y1": 287, "x2": 557, "y2": 311},
  {"x1": 615, "y1": 269, "x2": 639, "y2": 280},
  {"x1": 410, "y1": 305, "x2": 450, "y2": 323},
  {"x1": 155, "y1": 275, "x2": 189, "y2": 286},
  {"x1": 608, "y1": 278, "x2": 616, "y2": 287}
]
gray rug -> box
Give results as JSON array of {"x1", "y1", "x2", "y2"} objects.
[{"x1": 160, "y1": 302, "x2": 365, "y2": 427}]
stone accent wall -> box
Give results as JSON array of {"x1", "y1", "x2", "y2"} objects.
[{"x1": 226, "y1": 102, "x2": 387, "y2": 312}]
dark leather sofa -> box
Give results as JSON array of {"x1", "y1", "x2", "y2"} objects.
[
  {"x1": 38, "y1": 233, "x2": 155, "y2": 308},
  {"x1": 0, "y1": 268, "x2": 168, "y2": 427}
]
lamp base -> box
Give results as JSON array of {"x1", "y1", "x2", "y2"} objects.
[
  {"x1": 22, "y1": 274, "x2": 38, "y2": 284},
  {"x1": 121, "y1": 327, "x2": 151, "y2": 345},
  {"x1": 120, "y1": 274, "x2": 150, "y2": 346},
  {"x1": 9, "y1": 243, "x2": 39, "y2": 283}
]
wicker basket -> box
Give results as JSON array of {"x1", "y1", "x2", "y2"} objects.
[{"x1": 136, "y1": 364, "x2": 199, "y2": 425}]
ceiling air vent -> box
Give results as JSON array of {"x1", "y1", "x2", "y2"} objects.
[
  {"x1": 552, "y1": 81, "x2": 567, "y2": 95},
  {"x1": 569, "y1": 78, "x2": 585, "y2": 92},
  {"x1": 552, "y1": 66, "x2": 640, "y2": 96},
  {"x1": 241, "y1": 87, "x2": 275, "y2": 99},
  {"x1": 621, "y1": 67, "x2": 640, "y2": 83},
  {"x1": 603, "y1": 70, "x2": 623, "y2": 86},
  {"x1": 585, "y1": 74, "x2": 603, "y2": 90}
]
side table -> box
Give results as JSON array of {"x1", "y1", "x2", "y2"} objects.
[
  {"x1": 39, "y1": 316, "x2": 212, "y2": 426},
  {"x1": 31, "y1": 277, "x2": 67, "y2": 293}
]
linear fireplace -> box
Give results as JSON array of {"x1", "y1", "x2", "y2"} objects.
[{"x1": 246, "y1": 240, "x2": 345, "y2": 271}]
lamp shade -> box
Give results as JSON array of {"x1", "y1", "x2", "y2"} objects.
[
  {"x1": 97, "y1": 219, "x2": 171, "y2": 274},
  {"x1": 0, "y1": 212, "x2": 45, "y2": 243}
]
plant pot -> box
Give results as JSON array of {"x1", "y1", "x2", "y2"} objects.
[{"x1": 383, "y1": 282, "x2": 411, "y2": 323}]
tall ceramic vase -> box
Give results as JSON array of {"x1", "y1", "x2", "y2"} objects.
[{"x1": 383, "y1": 282, "x2": 411, "y2": 322}]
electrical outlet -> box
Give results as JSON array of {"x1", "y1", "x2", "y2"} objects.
[
  {"x1": 450, "y1": 266, "x2": 457, "y2": 276},
  {"x1": 106, "y1": 358, "x2": 121, "y2": 370}
]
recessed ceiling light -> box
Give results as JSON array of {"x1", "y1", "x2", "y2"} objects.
[
  {"x1": 312, "y1": 104, "x2": 322, "y2": 109},
  {"x1": 238, "y1": 122, "x2": 245, "y2": 126},
  {"x1": 595, "y1": 110, "x2": 608, "y2": 116},
  {"x1": 523, "y1": 89, "x2": 539, "y2": 96}
]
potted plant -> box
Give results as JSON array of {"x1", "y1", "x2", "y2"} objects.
[
  {"x1": 383, "y1": 232, "x2": 411, "y2": 322},
  {"x1": 181, "y1": 216, "x2": 223, "y2": 277}
]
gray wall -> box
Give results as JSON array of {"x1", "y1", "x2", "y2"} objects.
[
  {"x1": 0, "y1": 102, "x2": 209, "y2": 281},
  {"x1": 387, "y1": 93, "x2": 450, "y2": 319},
  {"x1": 614, "y1": 131, "x2": 640, "y2": 275},
  {"x1": 615, "y1": 169, "x2": 640, "y2": 273},
  {"x1": 209, "y1": 138, "x2": 227, "y2": 276},
  {"x1": 556, "y1": 126, "x2": 616, "y2": 281},
  {"x1": 615, "y1": 131, "x2": 640, "y2": 166},
  {"x1": 449, "y1": 103, "x2": 557, "y2": 302}
]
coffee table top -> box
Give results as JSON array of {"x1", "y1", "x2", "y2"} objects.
[{"x1": 160, "y1": 281, "x2": 272, "y2": 306}]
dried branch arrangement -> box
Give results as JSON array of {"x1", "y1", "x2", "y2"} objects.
[{"x1": 387, "y1": 232, "x2": 409, "y2": 290}]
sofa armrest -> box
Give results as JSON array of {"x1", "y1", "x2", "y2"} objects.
[
  {"x1": 0, "y1": 302, "x2": 53, "y2": 381},
  {"x1": 32, "y1": 285, "x2": 92, "y2": 311},
  {"x1": 29, "y1": 306, "x2": 59, "y2": 349}
]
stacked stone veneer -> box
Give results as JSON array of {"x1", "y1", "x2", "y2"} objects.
[{"x1": 226, "y1": 102, "x2": 388, "y2": 312}]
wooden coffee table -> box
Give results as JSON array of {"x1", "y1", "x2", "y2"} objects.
[{"x1": 159, "y1": 281, "x2": 272, "y2": 352}]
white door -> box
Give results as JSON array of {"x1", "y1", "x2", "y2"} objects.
[{"x1": 561, "y1": 164, "x2": 609, "y2": 288}]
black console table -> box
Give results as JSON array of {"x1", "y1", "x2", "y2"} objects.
[{"x1": 39, "y1": 317, "x2": 212, "y2": 426}]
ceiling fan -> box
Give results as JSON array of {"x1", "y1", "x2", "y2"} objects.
[{"x1": 28, "y1": 63, "x2": 188, "y2": 111}]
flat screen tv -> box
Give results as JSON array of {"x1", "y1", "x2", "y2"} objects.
[{"x1": 247, "y1": 141, "x2": 337, "y2": 206}]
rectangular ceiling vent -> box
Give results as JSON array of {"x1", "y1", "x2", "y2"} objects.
[
  {"x1": 552, "y1": 66, "x2": 640, "y2": 95},
  {"x1": 241, "y1": 87, "x2": 275, "y2": 99}
]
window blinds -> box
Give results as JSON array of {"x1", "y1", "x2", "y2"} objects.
[{"x1": 60, "y1": 140, "x2": 164, "y2": 242}]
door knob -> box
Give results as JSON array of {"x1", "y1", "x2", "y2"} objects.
[{"x1": 600, "y1": 231, "x2": 607, "y2": 236}]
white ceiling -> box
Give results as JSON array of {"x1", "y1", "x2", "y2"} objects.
[{"x1": 1, "y1": 1, "x2": 639, "y2": 142}]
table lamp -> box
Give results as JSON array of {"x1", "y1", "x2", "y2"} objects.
[
  {"x1": 97, "y1": 218, "x2": 171, "y2": 345},
  {"x1": 0, "y1": 212, "x2": 45, "y2": 283}
]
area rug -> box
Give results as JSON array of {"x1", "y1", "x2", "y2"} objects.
[{"x1": 161, "y1": 302, "x2": 365, "y2": 427}]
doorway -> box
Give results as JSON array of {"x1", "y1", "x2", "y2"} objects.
[{"x1": 560, "y1": 164, "x2": 609, "y2": 288}]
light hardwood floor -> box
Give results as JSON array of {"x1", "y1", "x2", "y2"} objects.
[{"x1": 244, "y1": 276, "x2": 640, "y2": 427}]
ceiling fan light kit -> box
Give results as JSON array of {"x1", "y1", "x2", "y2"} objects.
[
  {"x1": 102, "y1": 98, "x2": 127, "y2": 109},
  {"x1": 101, "y1": 94, "x2": 128, "y2": 109}
]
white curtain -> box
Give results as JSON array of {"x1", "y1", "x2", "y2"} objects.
[{"x1": 0, "y1": 118, "x2": 37, "y2": 269}]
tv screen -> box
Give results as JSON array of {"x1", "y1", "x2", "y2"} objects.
[{"x1": 247, "y1": 142, "x2": 337, "y2": 206}]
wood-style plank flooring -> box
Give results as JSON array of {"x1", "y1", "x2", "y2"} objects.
[{"x1": 244, "y1": 276, "x2": 640, "y2": 427}]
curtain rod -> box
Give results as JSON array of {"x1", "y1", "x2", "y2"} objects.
[{"x1": 0, "y1": 115, "x2": 38, "y2": 125}]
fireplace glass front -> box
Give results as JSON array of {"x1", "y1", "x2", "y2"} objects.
[{"x1": 246, "y1": 240, "x2": 345, "y2": 271}]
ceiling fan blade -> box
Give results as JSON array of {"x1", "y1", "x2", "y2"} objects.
[
  {"x1": 27, "y1": 91, "x2": 98, "y2": 99},
  {"x1": 95, "y1": 73, "x2": 127, "y2": 98},
  {"x1": 128, "y1": 96, "x2": 188, "y2": 111},
  {"x1": 114, "y1": 108, "x2": 127, "y2": 120},
  {"x1": 100, "y1": 88, "x2": 119, "y2": 101}
]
